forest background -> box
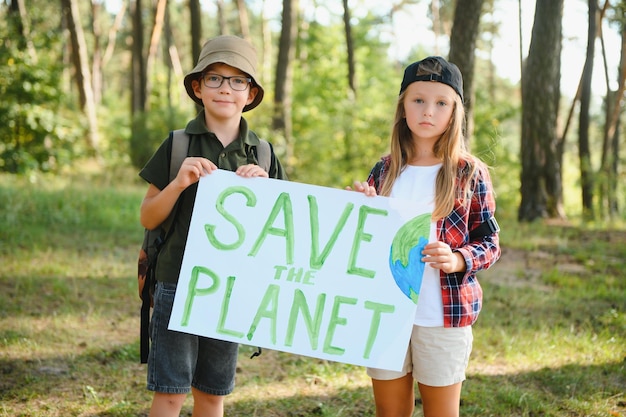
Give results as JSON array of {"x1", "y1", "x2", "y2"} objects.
[
  {"x1": 1, "y1": 0, "x2": 626, "y2": 416},
  {"x1": 2, "y1": 0, "x2": 626, "y2": 222}
]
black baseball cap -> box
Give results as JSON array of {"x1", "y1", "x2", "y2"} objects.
[{"x1": 399, "y1": 56, "x2": 464, "y2": 102}]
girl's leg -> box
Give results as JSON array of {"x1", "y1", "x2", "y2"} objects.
[
  {"x1": 417, "y1": 381, "x2": 462, "y2": 417},
  {"x1": 371, "y1": 373, "x2": 415, "y2": 417},
  {"x1": 191, "y1": 387, "x2": 225, "y2": 417},
  {"x1": 148, "y1": 392, "x2": 186, "y2": 417}
]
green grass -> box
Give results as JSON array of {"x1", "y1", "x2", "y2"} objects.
[{"x1": 0, "y1": 173, "x2": 625, "y2": 417}]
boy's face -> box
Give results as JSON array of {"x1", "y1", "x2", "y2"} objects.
[{"x1": 192, "y1": 63, "x2": 258, "y2": 121}]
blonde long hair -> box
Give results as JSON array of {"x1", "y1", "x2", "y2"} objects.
[{"x1": 379, "y1": 65, "x2": 478, "y2": 220}]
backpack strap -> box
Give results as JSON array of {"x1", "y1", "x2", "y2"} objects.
[
  {"x1": 160, "y1": 129, "x2": 189, "y2": 235},
  {"x1": 255, "y1": 139, "x2": 271, "y2": 173},
  {"x1": 170, "y1": 129, "x2": 189, "y2": 182}
]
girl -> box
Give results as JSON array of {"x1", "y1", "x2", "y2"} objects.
[{"x1": 350, "y1": 56, "x2": 500, "y2": 417}]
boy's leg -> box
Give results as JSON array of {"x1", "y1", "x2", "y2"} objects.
[
  {"x1": 147, "y1": 283, "x2": 194, "y2": 416},
  {"x1": 418, "y1": 382, "x2": 462, "y2": 417},
  {"x1": 371, "y1": 373, "x2": 415, "y2": 417},
  {"x1": 148, "y1": 392, "x2": 186, "y2": 417},
  {"x1": 191, "y1": 387, "x2": 225, "y2": 417}
]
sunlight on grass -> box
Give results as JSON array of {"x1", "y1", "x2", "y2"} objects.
[{"x1": 1, "y1": 314, "x2": 137, "y2": 360}]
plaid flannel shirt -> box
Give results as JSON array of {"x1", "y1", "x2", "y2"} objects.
[{"x1": 367, "y1": 155, "x2": 501, "y2": 327}]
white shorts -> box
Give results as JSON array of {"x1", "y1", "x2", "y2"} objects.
[{"x1": 367, "y1": 325, "x2": 473, "y2": 387}]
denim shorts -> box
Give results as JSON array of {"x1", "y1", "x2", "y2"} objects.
[
  {"x1": 147, "y1": 282, "x2": 239, "y2": 395},
  {"x1": 367, "y1": 325, "x2": 473, "y2": 387}
]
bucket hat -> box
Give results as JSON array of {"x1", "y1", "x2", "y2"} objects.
[
  {"x1": 399, "y1": 56, "x2": 464, "y2": 102},
  {"x1": 184, "y1": 35, "x2": 264, "y2": 112}
]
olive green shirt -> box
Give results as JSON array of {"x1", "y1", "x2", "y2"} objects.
[{"x1": 139, "y1": 112, "x2": 287, "y2": 283}]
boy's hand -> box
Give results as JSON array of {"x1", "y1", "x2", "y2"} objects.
[
  {"x1": 346, "y1": 181, "x2": 377, "y2": 197},
  {"x1": 236, "y1": 164, "x2": 269, "y2": 178},
  {"x1": 174, "y1": 157, "x2": 217, "y2": 189}
]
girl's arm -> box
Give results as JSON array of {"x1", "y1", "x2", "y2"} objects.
[{"x1": 454, "y1": 165, "x2": 501, "y2": 277}]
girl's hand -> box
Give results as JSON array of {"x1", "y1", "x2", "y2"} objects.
[
  {"x1": 346, "y1": 181, "x2": 377, "y2": 197},
  {"x1": 421, "y1": 241, "x2": 466, "y2": 274},
  {"x1": 174, "y1": 157, "x2": 217, "y2": 189},
  {"x1": 236, "y1": 164, "x2": 269, "y2": 178}
]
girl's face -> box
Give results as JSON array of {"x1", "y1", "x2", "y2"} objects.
[
  {"x1": 402, "y1": 81, "x2": 456, "y2": 142},
  {"x1": 192, "y1": 63, "x2": 258, "y2": 121}
]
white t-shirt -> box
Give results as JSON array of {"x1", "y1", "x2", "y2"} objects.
[{"x1": 390, "y1": 164, "x2": 444, "y2": 327}]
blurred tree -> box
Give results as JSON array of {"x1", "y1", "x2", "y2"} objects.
[
  {"x1": 91, "y1": 1, "x2": 104, "y2": 105},
  {"x1": 131, "y1": 0, "x2": 146, "y2": 117},
  {"x1": 217, "y1": 0, "x2": 227, "y2": 33},
  {"x1": 61, "y1": 0, "x2": 100, "y2": 155},
  {"x1": 100, "y1": 2, "x2": 126, "y2": 88},
  {"x1": 190, "y1": 0, "x2": 202, "y2": 61},
  {"x1": 342, "y1": 0, "x2": 356, "y2": 97},
  {"x1": 146, "y1": 0, "x2": 168, "y2": 105},
  {"x1": 235, "y1": 0, "x2": 251, "y2": 40},
  {"x1": 449, "y1": 0, "x2": 484, "y2": 143},
  {"x1": 273, "y1": 0, "x2": 299, "y2": 175},
  {"x1": 518, "y1": 0, "x2": 564, "y2": 221},
  {"x1": 578, "y1": 0, "x2": 597, "y2": 220},
  {"x1": 341, "y1": 0, "x2": 356, "y2": 172},
  {"x1": 10, "y1": 0, "x2": 37, "y2": 61},
  {"x1": 600, "y1": 0, "x2": 626, "y2": 217}
]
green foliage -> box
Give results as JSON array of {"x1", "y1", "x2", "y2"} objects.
[
  {"x1": 288, "y1": 17, "x2": 398, "y2": 187},
  {"x1": 0, "y1": 18, "x2": 82, "y2": 173},
  {"x1": 127, "y1": 64, "x2": 199, "y2": 169},
  {"x1": 128, "y1": 105, "x2": 195, "y2": 170}
]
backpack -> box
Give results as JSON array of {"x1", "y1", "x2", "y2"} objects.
[{"x1": 137, "y1": 129, "x2": 271, "y2": 363}]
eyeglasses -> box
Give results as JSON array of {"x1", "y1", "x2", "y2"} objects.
[{"x1": 201, "y1": 73, "x2": 251, "y2": 91}]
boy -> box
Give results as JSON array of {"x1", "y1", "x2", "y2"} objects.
[{"x1": 139, "y1": 35, "x2": 287, "y2": 417}]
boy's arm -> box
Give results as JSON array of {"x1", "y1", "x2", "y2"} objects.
[{"x1": 140, "y1": 156, "x2": 217, "y2": 230}]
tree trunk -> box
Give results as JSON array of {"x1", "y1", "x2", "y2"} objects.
[
  {"x1": 341, "y1": 0, "x2": 356, "y2": 171},
  {"x1": 189, "y1": 0, "x2": 202, "y2": 64},
  {"x1": 216, "y1": 0, "x2": 227, "y2": 34},
  {"x1": 91, "y1": 1, "x2": 103, "y2": 104},
  {"x1": 600, "y1": 8, "x2": 626, "y2": 217},
  {"x1": 131, "y1": 0, "x2": 146, "y2": 116},
  {"x1": 518, "y1": 0, "x2": 564, "y2": 222},
  {"x1": 146, "y1": 0, "x2": 168, "y2": 107},
  {"x1": 102, "y1": 1, "x2": 126, "y2": 67},
  {"x1": 603, "y1": 91, "x2": 621, "y2": 216},
  {"x1": 342, "y1": 0, "x2": 356, "y2": 98},
  {"x1": 235, "y1": 0, "x2": 250, "y2": 40},
  {"x1": 273, "y1": 0, "x2": 298, "y2": 175},
  {"x1": 261, "y1": 0, "x2": 273, "y2": 88},
  {"x1": 578, "y1": 0, "x2": 596, "y2": 220},
  {"x1": 430, "y1": 0, "x2": 441, "y2": 54},
  {"x1": 449, "y1": 0, "x2": 483, "y2": 144},
  {"x1": 10, "y1": 0, "x2": 37, "y2": 61},
  {"x1": 61, "y1": 0, "x2": 100, "y2": 155}
]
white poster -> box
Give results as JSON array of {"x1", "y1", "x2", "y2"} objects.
[{"x1": 169, "y1": 170, "x2": 434, "y2": 371}]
